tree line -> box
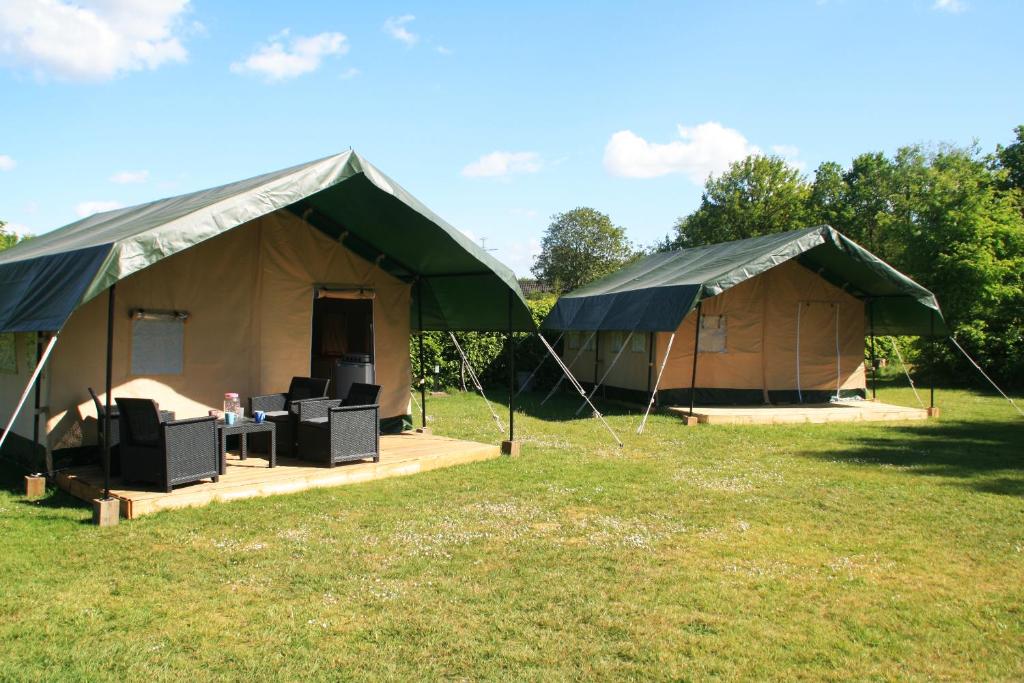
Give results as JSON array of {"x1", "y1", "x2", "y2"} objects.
[{"x1": 531, "y1": 126, "x2": 1024, "y2": 387}]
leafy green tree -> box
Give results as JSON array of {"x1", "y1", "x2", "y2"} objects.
[
  {"x1": 532, "y1": 207, "x2": 636, "y2": 292},
  {"x1": 884, "y1": 143, "x2": 1024, "y2": 381},
  {"x1": 0, "y1": 220, "x2": 29, "y2": 251},
  {"x1": 670, "y1": 155, "x2": 814, "y2": 249},
  {"x1": 995, "y1": 124, "x2": 1024, "y2": 192}
]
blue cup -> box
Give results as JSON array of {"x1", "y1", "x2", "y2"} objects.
[
  {"x1": 225, "y1": 411, "x2": 237, "y2": 425},
  {"x1": 253, "y1": 410, "x2": 265, "y2": 424}
]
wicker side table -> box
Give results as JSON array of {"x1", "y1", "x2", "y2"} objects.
[{"x1": 216, "y1": 419, "x2": 276, "y2": 473}]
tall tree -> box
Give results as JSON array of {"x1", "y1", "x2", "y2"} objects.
[
  {"x1": 670, "y1": 155, "x2": 813, "y2": 249},
  {"x1": 532, "y1": 207, "x2": 636, "y2": 292},
  {"x1": 0, "y1": 220, "x2": 25, "y2": 251},
  {"x1": 995, "y1": 124, "x2": 1024, "y2": 192}
]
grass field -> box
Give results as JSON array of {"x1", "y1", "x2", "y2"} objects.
[{"x1": 1, "y1": 386, "x2": 1022, "y2": 680}]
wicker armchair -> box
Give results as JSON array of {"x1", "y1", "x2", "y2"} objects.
[
  {"x1": 249, "y1": 377, "x2": 330, "y2": 457},
  {"x1": 296, "y1": 383, "x2": 381, "y2": 467},
  {"x1": 90, "y1": 388, "x2": 174, "y2": 476},
  {"x1": 115, "y1": 398, "x2": 219, "y2": 492}
]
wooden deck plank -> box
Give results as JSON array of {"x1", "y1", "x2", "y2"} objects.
[
  {"x1": 667, "y1": 400, "x2": 929, "y2": 425},
  {"x1": 56, "y1": 432, "x2": 500, "y2": 519}
]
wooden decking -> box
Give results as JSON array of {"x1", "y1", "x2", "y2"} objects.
[
  {"x1": 667, "y1": 400, "x2": 930, "y2": 425},
  {"x1": 56, "y1": 432, "x2": 500, "y2": 519}
]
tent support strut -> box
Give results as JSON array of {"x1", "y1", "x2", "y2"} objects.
[
  {"x1": 103, "y1": 283, "x2": 115, "y2": 500},
  {"x1": 507, "y1": 290, "x2": 515, "y2": 442},
  {"x1": 0, "y1": 333, "x2": 59, "y2": 463},
  {"x1": 416, "y1": 280, "x2": 427, "y2": 429},
  {"x1": 869, "y1": 301, "x2": 876, "y2": 401},
  {"x1": 689, "y1": 301, "x2": 702, "y2": 416},
  {"x1": 929, "y1": 310, "x2": 935, "y2": 410}
]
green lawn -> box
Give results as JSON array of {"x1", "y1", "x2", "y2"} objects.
[{"x1": 1, "y1": 386, "x2": 1022, "y2": 680}]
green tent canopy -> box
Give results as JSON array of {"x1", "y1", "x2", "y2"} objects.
[
  {"x1": 543, "y1": 226, "x2": 946, "y2": 336},
  {"x1": 0, "y1": 151, "x2": 533, "y2": 333}
]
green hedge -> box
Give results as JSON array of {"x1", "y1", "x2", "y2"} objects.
[{"x1": 410, "y1": 295, "x2": 559, "y2": 392}]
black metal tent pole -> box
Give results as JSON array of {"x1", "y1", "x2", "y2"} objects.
[
  {"x1": 869, "y1": 300, "x2": 877, "y2": 401},
  {"x1": 689, "y1": 301, "x2": 703, "y2": 416},
  {"x1": 32, "y1": 333, "x2": 43, "y2": 474},
  {"x1": 646, "y1": 331, "x2": 655, "y2": 396},
  {"x1": 416, "y1": 279, "x2": 427, "y2": 430},
  {"x1": 103, "y1": 283, "x2": 116, "y2": 500},
  {"x1": 507, "y1": 290, "x2": 515, "y2": 442},
  {"x1": 929, "y1": 309, "x2": 935, "y2": 410}
]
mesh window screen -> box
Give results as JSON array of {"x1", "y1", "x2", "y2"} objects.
[
  {"x1": 698, "y1": 315, "x2": 727, "y2": 353},
  {"x1": 131, "y1": 318, "x2": 185, "y2": 375}
]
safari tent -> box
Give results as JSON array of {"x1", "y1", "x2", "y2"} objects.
[
  {"x1": 0, "y1": 151, "x2": 532, "y2": 467},
  {"x1": 543, "y1": 226, "x2": 945, "y2": 408}
]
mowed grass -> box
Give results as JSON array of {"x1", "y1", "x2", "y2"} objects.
[{"x1": 1, "y1": 386, "x2": 1022, "y2": 681}]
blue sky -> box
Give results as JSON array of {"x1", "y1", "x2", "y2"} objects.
[{"x1": 1, "y1": 0, "x2": 1021, "y2": 275}]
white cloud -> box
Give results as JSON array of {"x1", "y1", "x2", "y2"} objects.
[
  {"x1": 0, "y1": 0, "x2": 190, "y2": 81},
  {"x1": 231, "y1": 30, "x2": 349, "y2": 82},
  {"x1": 4, "y1": 222, "x2": 35, "y2": 236},
  {"x1": 436, "y1": 45, "x2": 453, "y2": 56},
  {"x1": 109, "y1": 169, "x2": 149, "y2": 184},
  {"x1": 339, "y1": 66, "x2": 360, "y2": 80},
  {"x1": 462, "y1": 151, "x2": 543, "y2": 178},
  {"x1": 770, "y1": 144, "x2": 806, "y2": 172},
  {"x1": 0, "y1": 155, "x2": 15, "y2": 171},
  {"x1": 498, "y1": 237, "x2": 543, "y2": 276},
  {"x1": 383, "y1": 15, "x2": 418, "y2": 46},
  {"x1": 932, "y1": 0, "x2": 966, "y2": 13},
  {"x1": 75, "y1": 200, "x2": 122, "y2": 217},
  {"x1": 603, "y1": 122, "x2": 760, "y2": 182},
  {"x1": 509, "y1": 208, "x2": 540, "y2": 220}
]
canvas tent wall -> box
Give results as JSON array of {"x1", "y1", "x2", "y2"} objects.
[
  {"x1": 543, "y1": 226, "x2": 945, "y2": 405},
  {"x1": 0, "y1": 151, "x2": 532, "y2": 460}
]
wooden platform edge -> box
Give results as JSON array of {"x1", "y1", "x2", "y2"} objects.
[{"x1": 56, "y1": 439, "x2": 500, "y2": 520}]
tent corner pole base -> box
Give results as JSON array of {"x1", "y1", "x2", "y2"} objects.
[
  {"x1": 500, "y1": 440, "x2": 521, "y2": 456},
  {"x1": 92, "y1": 497, "x2": 120, "y2": 527},
  {"x1": 25, "y1": 474, "x2": 46, "y2": 498}
]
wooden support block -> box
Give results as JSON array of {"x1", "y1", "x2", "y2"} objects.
[
  {"x1": 680, "y1": 414, "x2": 700, "y2": 426},
  {"x1": 25, "y1": 475, "x2": 45, "y2": 499},
  {"x1": 92, "y1": 498, "x2": 120, "y2": 527},
  {"x1": 927, "y1": 407, "x2": 941, "y2": 418},
  {"x1": 501, "y1": 440, "x2": 521, "y2": 456}
]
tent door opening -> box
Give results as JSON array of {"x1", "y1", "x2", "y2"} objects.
[
  {"x1": 795, "y1": 301, "x2": 840, "y2": 403},
  {"x1": 311, "y1": 289, "x2": 376, "y2": 400}
]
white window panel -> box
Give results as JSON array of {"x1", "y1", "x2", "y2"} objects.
[{"x1": 698, "y1": 315, "x2": 727, "y2": 353}]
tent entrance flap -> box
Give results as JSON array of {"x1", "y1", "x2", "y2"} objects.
[{"x1": 311, "y1": 294, "x2": 375, "y2": 400}]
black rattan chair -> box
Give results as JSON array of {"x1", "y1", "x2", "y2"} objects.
[
  {"x1": 296, "y1": 383, "x2": 381, "y2": 467},
  {"x1": 90, "y1": 388, "x2": 174, "y2": 476},
  {"x1": 249, "y1": 377, "x2": 331, "y2": 457},
  {"x1": 115, "y1": 398, "x2": 219, "y2": 492}
]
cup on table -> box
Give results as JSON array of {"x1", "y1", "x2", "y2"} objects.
[
  {"x1": 225, "y1": 411, "x2": 237, "y2": 425},
  {"x1": 253, "y1": 410, "x2": 266, "y2": 424}
]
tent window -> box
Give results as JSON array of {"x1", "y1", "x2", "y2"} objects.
[
  {"x1": 0, "y1": 333, "x2": 16, "y2": 374},
  {"x1": 583, "y1": 334, "x2": 596, "y2": 351},
  {"x1": 698, "y1": 315, "x2": 727, "y2": 353},
  {"x1": 610, "y1": 332, "x2": 625, "y2": 353},
  {"x1": 631, "y1": 333, "x2": 647, "y2": 353},
  {"x1": 131, "y1": 318, "x2": 185, "y2": 376},
  {"x1": 568, "y1": 332, "x2": 580, "y2": 350}
]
